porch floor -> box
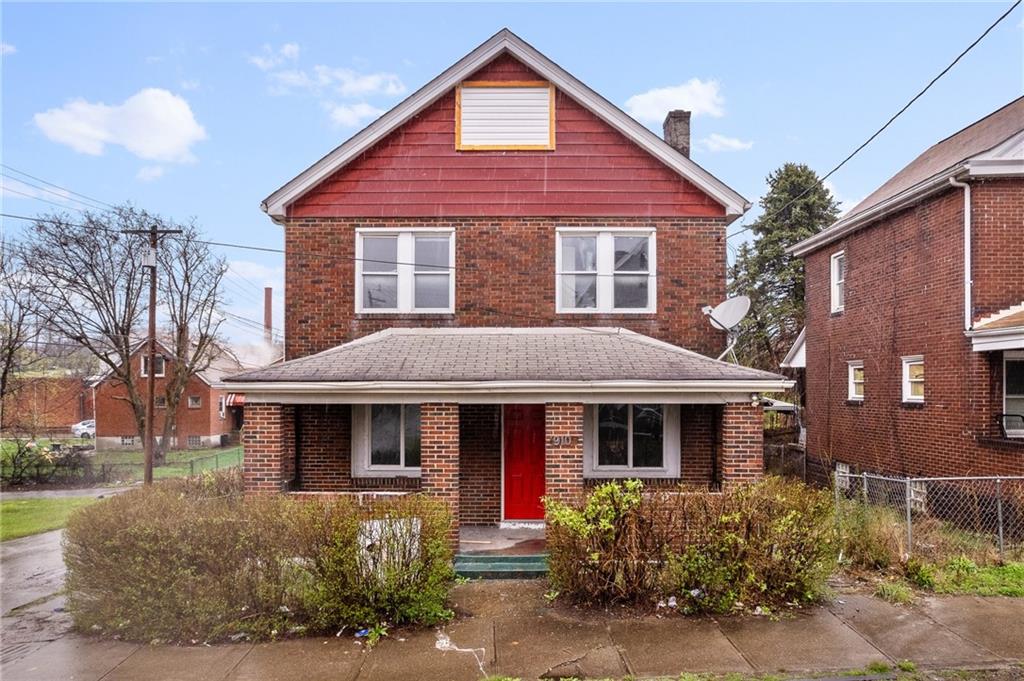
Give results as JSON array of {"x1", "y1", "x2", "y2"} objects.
[{"x1": 458, "y1": 525, "x2": 545, "y2": 556}]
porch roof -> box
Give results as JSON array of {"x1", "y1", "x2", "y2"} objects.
[{"x1": 225, "y1": 327, "x2": 789, "y2": 393}]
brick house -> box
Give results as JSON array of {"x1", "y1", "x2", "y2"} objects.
[
  {"x1": 93, "y1": 340, "x2": 243, "y2": 450},
  {"x1": 789, "y1": 97, "x2": 1024, "y2": 480},
  {"x1": 1, "y1": 373, "x2": 94, "y2": 434},
  {"x1": 226, "y1": 30, "x2": 791, "y2": 539}
]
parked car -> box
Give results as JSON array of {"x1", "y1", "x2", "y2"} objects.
[{"x1": 71, "y1": 419, "x2": 95, "y2": 438}]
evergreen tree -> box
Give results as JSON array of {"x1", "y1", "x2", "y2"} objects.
[{"x1": 728, "y1": 163, "x2": 840, "y2": 370}]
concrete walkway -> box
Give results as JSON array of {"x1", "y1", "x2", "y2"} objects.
[
  {"x1": 2, "y1": 581, "x2": 1023, "y2": 681},
  {"x1": 0, "y1": 530, "x2": 66, "y2": 617},
  {"x1": 1, "y1": 486, "x2": 132, "y2": 500}
]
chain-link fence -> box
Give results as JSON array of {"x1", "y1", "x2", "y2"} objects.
[{"x1": 835, "y1": 472, "x2": 1024, "y2": 562}]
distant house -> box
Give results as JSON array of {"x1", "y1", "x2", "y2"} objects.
[
  {"x1": 92, "y1": 340, "x2": 244, "y2": 450},
  {"x1": 789, "y1": 97, "x2": 1024, "y2": 479},
  {"x1": 1, "y1": 372, "x2": 94, "y2": 434}
]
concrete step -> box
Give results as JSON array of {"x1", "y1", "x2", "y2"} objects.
[{"x1": 454, "y1": 553, "x2": 548, "y2": 579}]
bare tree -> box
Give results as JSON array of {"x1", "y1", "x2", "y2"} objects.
[
  {"x1": 0, "y1": 239, "x2": 43, "y2": 430},
  {"x1": 24, "y1": 207, "x2": 226, "y2": 463},
  {"x1": 156, "y1": 222, "x2": 227, "y2": 459}
]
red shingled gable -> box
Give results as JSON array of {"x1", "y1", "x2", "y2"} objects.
[{"x1": 290, "y1": 54, "x2": 725, "y2": 219}]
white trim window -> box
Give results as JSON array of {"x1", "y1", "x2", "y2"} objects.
[
  {"x1": 901, "y1": 355, "x2": 925, "y2": 403},
  {"x1": 556, "y1": 229, "x2": 656, "y2": 313},
  {"x1": 847, "y1": 360, "x2": 865, "y2": 401},
  {"x1": 1005, "y1": 351, "x2": 1024, "y2": 438},
  {"x1": 141, "y1": 355, "x2": 165, "y2": 378},
  {"x1": 830, "y1": 251, "x2": 846, "y2": 313},
  {"x1": 351, "y1": 404, "x2": 422, "y2": 477},
  {"x1": 583, "y1": 404, "x2": 680, "y2": 478},
  {"x1": 218, "y1": 396, "x2": 226, "y2": 419},
  {"x1": 355, "y1": 230, "x2": 454, "y2": 314},
  {"x1": 187, "y1": 395, "x2": 202, "y2": 409}
]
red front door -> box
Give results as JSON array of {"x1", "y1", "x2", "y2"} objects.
[{"x1": 503, "y1": 404, "x2": 546, "y2": 520}]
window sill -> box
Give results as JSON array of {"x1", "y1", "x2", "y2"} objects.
[
  {"x1": 585, "y1": 469, "x2": 672, "y2": 479},
  {"x1": 355, "y1": 312, "x2": 455, "y2": 317},
  {"x1": 830, "y1": 311, "x2": 844, "y2": 318},
  {"x1": 900, "y1": 401, "x2": 925, "y2": 409},
  {"x1": 845, "y1": 399, "x2": 864, "y2": 406}
]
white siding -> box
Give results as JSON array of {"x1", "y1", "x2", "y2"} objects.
[{"x1": 458, "y1": 85, "x2": 552, "y2": 148}]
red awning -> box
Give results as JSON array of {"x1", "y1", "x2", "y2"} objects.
[{"x1": 225, "y1": 393, "x2": 245, "y2": 407}]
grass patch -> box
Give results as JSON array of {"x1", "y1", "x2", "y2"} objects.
[
  {"x1": 0, "y1": 496, "x2": 100, "y2": 540},
  {"x1": 933, "y1": 560, "x2": 1024, "y2": 597},
  {"x1": 874, "y1": 580, "x2": 913, "y2": 605}
]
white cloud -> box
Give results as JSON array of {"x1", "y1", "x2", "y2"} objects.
[
  {"x1": 268, "y1": 65, "x2": 405, "y2": 98},
  {"x1": 33, "y1": 88, "x2": 207, "y2": 163},
  {"x1": 248, "y1": 43, "x2": 300, "y2": 71},
  {"x1": 136, "y1": 165, "x2": 165, "y2": 182},
  {"x1": 823, "y1": 180, "x2": 864, "y2": 217},
  {"x1": 625, "y1": 78, "x2": 725, "y2": 123},
  {"x1": 1, "y1": 43, "x2": 16, "y2": 56},
  {"x1": 327, "y1": 102, "x2": 384, "y2": 128},
  {"x1": 698, "y1": 133, "x2": 753, "y2": 152},
  {"x1": 180, "y1": 79, "x2": 200, "y2": 91}
]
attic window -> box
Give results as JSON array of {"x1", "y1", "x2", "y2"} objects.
[{"x1": 456, "y1": 81, "x2": 555, "y2": 151}]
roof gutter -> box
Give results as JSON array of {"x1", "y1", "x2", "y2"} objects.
[
  {"x1": 787, "y1": 163, "x2": 967, "y2": 257},
  {"x1": 223, "y1": 378, "x2": 795, "y2": 394}
]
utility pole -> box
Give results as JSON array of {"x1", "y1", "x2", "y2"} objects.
[{"x1": 124, "y1": 224, "x2": 181, "y2": 484}]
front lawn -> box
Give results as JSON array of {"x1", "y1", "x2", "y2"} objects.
[{"x1": 0, "y1": 496, "x2": 101, "y2": 541}]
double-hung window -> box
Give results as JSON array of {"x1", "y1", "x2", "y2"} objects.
[
  {"x1": 902, "y1": 355, "x2": 924, "y2": 403},
  {"x1": 583, "y1": 403, "x2": 680, "y2": 477},
  {"x1": 1005, "y1": 352, "x2": 1024, "y2": 438},
  {"x1": 847, "y1": 360, "x2": 864, "y2": 401},
  {"x1": 352, "y1": 404, "x2": 422, "y2": 476},
  {"x1": 830, "y1": 251, "x2": 846, "y2": 313},
  {"x1": 141, "y1": 355, "x2": 165, "y2": 377},
  {"x1": 356, "y1": 230, "x2": 454, "y2": 313},
  {"x1": 556, "y1": 229, "x2": 656, "y2": 313}
]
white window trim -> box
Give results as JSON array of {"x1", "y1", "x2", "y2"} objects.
[
  {"x1": 555, "y1": 227, "x2": 657, "y2": 314},
  {"x1": 218, "y1": 396, "x2": 226, "y2": 419},
  {"x1": 1005, "y1": 350, "x2": 1024, "y2": 438},
  {"x1": 582, "y1": 404, "x2": 680, "y2": 478},
  {"x1": 140, "y1": 355, "x2": 165, "y2": 378},
  {"x1": 847, "y1": 360, "x2": 864, "y2": 401},
  {"x1": 187, "y1": 395, "x2": 202, "y2": 409},
  {"x1": 354, "y1": 228, "x2": 455, "y2": 315},
  {"x1": 351, "y1": 404, "x2": 422, "y2": 478},
  {"x1": 901, "y1": 355, "x2": 925, "y2": 403},
  {"x1": 830, "y1": 250, "x2": 846, "y2": 313}
]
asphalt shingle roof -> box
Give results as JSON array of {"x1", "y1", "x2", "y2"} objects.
[{"x1": 225, "y1": 327, "x2": 785, "y2": 384}]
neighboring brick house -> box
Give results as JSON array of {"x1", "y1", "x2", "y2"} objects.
[
  {"x1": 1, "y1": 373, "x2": 94, "y2": 434},
  {"x1": 789, "y1": 97, "x2": 1024, "y2": 480},
  {"x1": 93, "y1": 340, "x2": 243, "y2": 450},
  {"x1": 226, "y1": 30, "x2": 791, "y2": 539}
]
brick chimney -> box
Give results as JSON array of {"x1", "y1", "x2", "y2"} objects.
[{"x1": 663, "y1": 110, "x2": 691, "y2": 158}]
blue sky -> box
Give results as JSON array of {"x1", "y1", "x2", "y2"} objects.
[{"x1": 3, "y1": 2, "x2": 1022, "y2": 345}]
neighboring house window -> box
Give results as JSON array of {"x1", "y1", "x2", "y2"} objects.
[
  {"x1": 187, "y1": 395, "x2": 201, "y2": 408},
  {"x1": 556, "y1": 230, "x2": 656, "y2": 313},
  {"x1": 456, "y1": 81, "x2": 555, "y2": 151},
  {"x1": 351, "y1": 404, "x2": 422, "y2": 477},
  {"x1": 847, "y1": 361, "x2": 864, "y2": 401},
  {"x1": 218, "y1": 396, "x2": 226, "y2": 419},
  {"x1": 830, "y1": 251, "x2": 846, "y2": 313},
  {"x1": 583, "y1": 404, "x2": 681, "y2": 478},
  {"x1": 141, "y1": 355, "x2": 165, "y2": 377},
  {"x1": 187, "y1": 435, "x2": 202, "y2": 448},
  {"x1": 1005, "y1": 351, "x2": 1024, "y2": 438},
  {"x1": 902, "y1": 356, "x2": 925, "y2": 403},
  {"x1": 835, "y1": 462, "x2": 851, "y2": 490},
  {"x1": 355, "y1": 230, "x2": 454, "y2": 313},
  {"x1": 155, "y1": 396, "x2": 167, "y2": 408},
  {"x1": 120, "y1": 435, "x2": 136, "y2": 447}
]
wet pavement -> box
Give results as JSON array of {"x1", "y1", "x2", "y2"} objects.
[
  {"x1": 2, "y1": 579, "x2": 1023, "y2": 680},
  {"x1": 1, "y1": 530, "x2": 66, "y2": 617}
]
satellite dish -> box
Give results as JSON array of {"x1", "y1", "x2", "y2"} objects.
[{"x1": 704, "y1": 296, "x2": 750, "y2": 331}]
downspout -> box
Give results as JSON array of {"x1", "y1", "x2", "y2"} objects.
[{"x1": 949, "y1": 177, "x2": 972, "y2": 330}]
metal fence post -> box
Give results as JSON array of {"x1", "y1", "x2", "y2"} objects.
[
  {"x1": 905, "y1": 477, "x2": 913, "y2": 558},
  {"x1": 996, "y1": 478, "x2": 1005, "y2": 560},
  {"x1": 189, "y1": 459, "x2": 195, "y2": 477},
  {"x1": 862, "y1": 472, "x2": 868, "y2": 504}
]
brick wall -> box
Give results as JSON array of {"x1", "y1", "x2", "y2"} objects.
[
  {"x1": 718, "y1": 402, "x2": 764, "y2": 485},
  {"x1": 458, "y1": 404, "x2": 502, "y2": 525},
  {"x1": 420, "y1": 403, "x2": 461, "y2": 546},
  {"x1": 804, "y1": 178, "x2": 1024, "y2": 478},
  {"x1": 681, "y1": 404, "x2": 718, "y2": 486},
  {"x1": 242, "y1": 403, "x2": 295, "y2": 492},
  {"x1": 2, "y1": 376, "x2": 92, "y2": 432},
  {"x1": 544, "y1": 402, "x2": 584, "y2": 504},
  {"x1": 284, "y1": 216, "x2": 727, "y2": 361}
]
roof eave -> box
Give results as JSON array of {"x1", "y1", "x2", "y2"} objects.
[
  {"x1": 261, "y1": 29, "x2": 749, "y2": 221},
  {"x1": 223, "y1": 378, "x2": 794, "y2": 393}
]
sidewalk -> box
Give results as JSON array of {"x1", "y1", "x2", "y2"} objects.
[{"x1": 2, "y1": 580, "x2": 1023, "y2": 681}]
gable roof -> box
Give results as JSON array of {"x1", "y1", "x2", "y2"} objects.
[
  {"x1": 790, "y1": 97, "x2": 1024, "y2": 257},
  {"x1": 262, "y1": 29, "x2": 749, "y2": 221},
  {"x1": 91, "y1": 338, "x2": 245, "y2": 388}
]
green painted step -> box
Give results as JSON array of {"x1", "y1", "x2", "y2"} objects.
[{"x1": 454, "y1": 554, "x2": 548, "y2": 579}]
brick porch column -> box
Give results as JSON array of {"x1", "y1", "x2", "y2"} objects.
[
  {"x1": 544, "y1": 403, "x2": 585, "y2": 508},
  {"x1": 242, "y1": 403, "x2": 296, "y2": 492},
  {"x1": 718, "y1": 402, "x2": 764, "y2": 487},
  {"x1": 420, "y1": 403, "x2": 460, "y2": 549}
]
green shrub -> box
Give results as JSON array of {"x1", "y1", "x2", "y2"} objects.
[
  {"x1": 874, "y1": 580, "x2": 913, "y2": 605},
  {"x1": 904, "y1": 558, "x2": 936, "y2": 589},
  {"x1": 63, "y1": 471, "x2": 454, "y2": 643},
  {"x1": 546, "y1": 477, "x2": 839, "y2": 612}
]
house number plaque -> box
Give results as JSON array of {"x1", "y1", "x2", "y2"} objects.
[{"x1": 547, "y1": 435, "x2": 579, "y2": 446}]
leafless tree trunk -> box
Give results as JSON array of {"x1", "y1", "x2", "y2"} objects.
[
  {"x1": 0, "y1": 239, "x2": 44, "y2": 431},
  {"x1": 156, "y1": 223, "x2": 227, "y2": 459}
]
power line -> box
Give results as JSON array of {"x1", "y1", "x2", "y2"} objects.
[
  {"x1": 1, "y1": 171, "x2": 113, "y2": 214},
  {"x1": 0, "y1": 185, "x2": 96, "y2": 213},
  {"x1": 1, "y1": 164, "x2": 119, "y2": 210},
  {"x1": 727, "y1": 0, "x2": 1022, "y2": 240}
]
